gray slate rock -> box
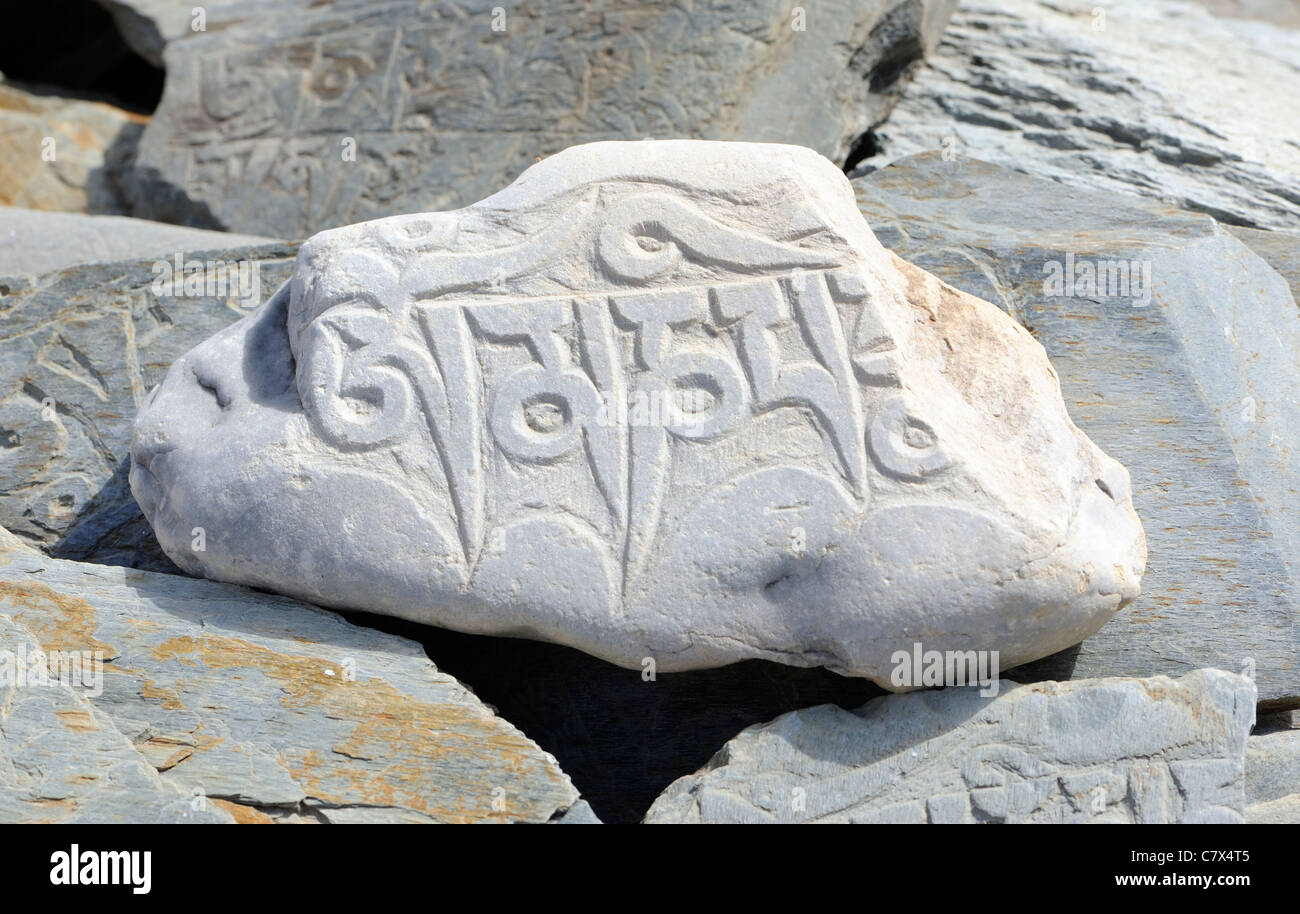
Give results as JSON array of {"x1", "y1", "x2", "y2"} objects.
[
  {"x1": 0, "y1": 525, "x2": 581, "y2": 823},
  {"x1": 644, "y1": 670, "x2": 1256, "y2": 823},
  {"x1": 1247, "y1": 795, "x2": 1300, "y2": 823},
  {"x1": 0, "y1": 242, "x2": 297, "y2": 571},
  {"x1": 118, "y1": 0, "x2": 956, "y2": 236},
  {"x1": 854, "y1": 152, "x2": 1300, "y2": 709},
  {"x1": 0, "y1": 613, "x2": 234, "y2": 823},
  {"x1": 390, "y1": 620, "x2": 887, "y2": 823},
  {"x1": 1226, "y1": 226, "x2": 1300, "y2": 305},
  {"x1": 550, "y1": 798, "x2": 602, "y2": 824},
  {"x1": 1245, "y1": 725, "x2": 1300, "y2": 823},
  {"x1": 0, "y1": 207, "x2": 274, "y2": 276},
  {"x1": 863, "y1": 0, "x2": 1300, "y2": 231}
]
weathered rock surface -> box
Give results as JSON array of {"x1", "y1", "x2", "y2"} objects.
[
  {"x1": 862, "y1": 0, "x2": 1300, "y2": 232},
  {"x1": 0, "y1": 242, "x2": 297, "y2": 571},
  {"x1": 854, "y1": 153, "x2": 1300, "y2": 709},
  {"x1": 1226, "y1": 226, "x2": 1300, "y2": 305},
  {"x1": 1245, "y1": 718, "x2": 1300, "y2": 824},
  {"x1": 0, "y1": 612, "x2": 235, "y2": 823},
  {"x1": 1247, "y1": 795, "x2": 1300, "y2": 824},
  {"x1": 550, "y1": 799, "x2": 602, "y2": 824},
  {"x1": 118, "y1": 0, "x2": 956, "y2": 236},
  {"x1": 131, "y1": 139, "x2": 1145, "y2": 686},
  {"x1": 644, "y1": 670, "x2": 1256, "y2": 823},
  {"x1": 1192, "y1": 0, "x2": 1300, "y2": 27},
  {"x1": 0, "y1": 77, "x2": 143, "y2": 216},
  {"x1": 0, "y1": 207, "x2": 274, "y2": 276},
  {"x1": 0, "y1": 525, "x2": 581, "y2": 823}
]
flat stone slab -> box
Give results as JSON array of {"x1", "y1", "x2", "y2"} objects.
[
  {"x1": 130, "y1": 139, "x2": 1145, "y2": 685},
  {"x1": 1245, "y1": 722, "x2": 1300, "y2": 823},
  {"x1": 0, "y1": 242, "x2": 298, "y2": 571},
  {"x1": 119, "y1": 0, "x2": 956, "y2": 236},
  {"x1": 863, "y1": 0, "x2": 1300, "y2": 231},
  {"x1": 0, "y1": 207, "x2": 275, "y2": 276},
  {"x1": 1226, "y1": 226, "x2": 1300, "y2": 305},
  {"x1": 644, "y1": 670, "x2": 1256, "y2": 823},
  {"x1": 854, "y1": 153, "x2": 1300, "y2": 709},
  {"x1": 0, "y1": 612, "x2": 235, "y2": 823},
  {"x1": 0, "y1": 525, "x2": 581, "y2": 822}
]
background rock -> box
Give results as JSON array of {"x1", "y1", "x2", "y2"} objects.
[
  {"x1": 1245, "y1": 715, "x2": 1300, "y2": 823},
  {"x1": 0, "y1": 242, "x2": 297, "y2": 571},
  {"x1": 644, "y1": 670, "x2": 1256, "y2": 823},
  {"x1": 854, "y1": 152, "x2": 1300, "y2": 710},
  {"x1": 0, "y1": 207, "x2": 273, "y2": 275},
  {"x1": 861, "y1": 0, "x2": 1300, "y2": 231},
  {"x1": 1226, "y1": 225, "x2": 1300, "y2": 303},
  {"x1": 550, "y1": 799, "x2": 602, "y2": 824},
  {"x1": 0, "y1": 525, "x2": 582, "y2": 823},
  {"x1": 94, "y1": 0, "x2": 220, "y2": 68},
  {"x1": 118, "y1": 0, "x2": 956, "y2": 236},
  {"x1": 0, "y1": 228, "x2": 888, "y2": 824},
  {"x1": 0, "y1": 77, "x2": 143, "y2": 215}
]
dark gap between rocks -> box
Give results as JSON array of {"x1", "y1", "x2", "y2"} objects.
[
  {"x1": 843, "y1": 128, "x2": 882, "y2": 174},
  {"x1": 0, "y1": 0, "x2": 163, "y2": 113},
  {"x1": 342, "y1": 610, "x2": 1092, "y2": 822},
  {"x1": 340, "y1": 609, "x2": 887, "y2": 823}
]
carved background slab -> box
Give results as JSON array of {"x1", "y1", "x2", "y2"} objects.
[
  {"x1": 121, "y1": 0, "x2": 957, "y2": 236},
  {"x1": 855, "y1": 153, "x2": 1300, "y2": 709}
]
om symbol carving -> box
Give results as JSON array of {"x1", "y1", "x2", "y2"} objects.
[{"x1": 295, "y1": 192, "x2": 957, "y2": 586}]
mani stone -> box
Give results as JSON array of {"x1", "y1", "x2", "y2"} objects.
[
  {"x1": 0, "y1": 241, "x2": 297, "y2": 572},
  {"x1": 853, "y1": 152, "x2": 1300, "y2": 709},
  {"x1": 860, "y1": 0, "x2": 1300, "y2": 232},
  {"x1": 130, "y1": 139, "x2": 1146, "y2": 686},
  {"x1": 643, "y1": 669, "x2": 1256, "y2": 824},
  {"x1": 116, "y1": 0, "x2": 957, "y2": 236},
  {"x1": 0, "y1": 525, "x2": 581, "y2": 823}
]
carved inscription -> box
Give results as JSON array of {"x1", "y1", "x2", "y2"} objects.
[{"x1": 302, "y1": 264, "x2": 954, "y2": 581}]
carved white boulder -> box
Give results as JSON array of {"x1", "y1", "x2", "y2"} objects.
[{"x1": 129, "y1": 140, "x2": 1146, "y2": 684}]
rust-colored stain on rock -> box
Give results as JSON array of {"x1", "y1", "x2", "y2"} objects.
[
  {"x1": 0, "y1": 580, "x2": 116, "y2": 656},
  {"x1": 54, "y1": 708, "x2": 99, "y2": 732},
  {"x1": 211, "y1": 798, "x2": 275, "y2": 824},
  {"x1": 151, "y1": 633, "x2": 570, "y2": 822}
]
